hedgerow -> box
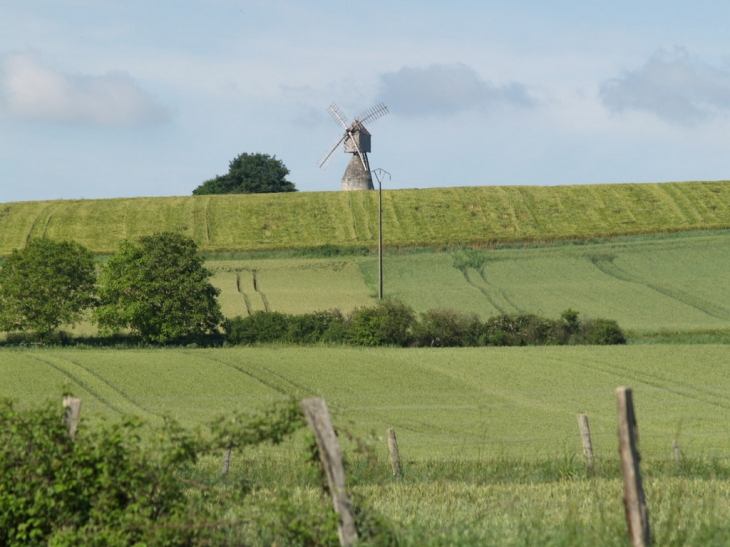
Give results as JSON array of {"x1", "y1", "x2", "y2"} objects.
[{"x1": 223, "y1": 302, "x2": 626, "y2": 347}]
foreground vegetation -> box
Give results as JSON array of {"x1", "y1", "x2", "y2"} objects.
[
  {"x1": 5, "y1": 391, "x2": 730, "y2": 546},
  {"x1": 3, "y1": 181, "x2": 730, "y2": 255}
]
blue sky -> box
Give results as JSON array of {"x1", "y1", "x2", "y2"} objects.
[{"x1": 3, "y1": 1, "x2": 730, "y2": 202}]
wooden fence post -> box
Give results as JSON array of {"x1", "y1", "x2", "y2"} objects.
[
  {"x1": 386, "y1": 428, "x2": 401, "y2": 478},
  {"x1": 222, "y1": 447, "x2": 232, "y2": 477},
  {"x1": 62, "y1": 397, "x2": 82, "y2": 439},
  {"x1": 301, "y1": 398, "x2": 358, "y2": 547},
  {"x1": 616, "y1": 387, "x2": 651, "y2": 547},
  {"x1": 576, "y1": 413, "x2": 594, "y2": 465},
  {"x1": 673, "y1": 440, "x2": 681, "y2": 465}
]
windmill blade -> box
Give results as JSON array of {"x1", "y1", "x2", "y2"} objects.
[
  {"x1": 327, "y1": 102, "x2": 349, "y2": 129},
  {"x1": 317, "y1": 132, "x2": 347, "y2": 169},
  {"x1": 356, "y1": 103, "x2": 388, "y2": 125}
]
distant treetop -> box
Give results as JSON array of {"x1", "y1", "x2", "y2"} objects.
[{"x1": 193, "y1": 152, "x2": 297, "y2": 195}]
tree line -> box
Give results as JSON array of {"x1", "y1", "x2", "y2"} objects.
[
  {"x1": 0, "y1": 233, "x2": 222, "y2": 343},
  {"x1": 0, "y1": 235, "x2": 626, "y2": 346}
]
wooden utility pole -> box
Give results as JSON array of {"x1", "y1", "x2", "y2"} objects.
[
  {"x1": 62, "y1": 397, "x2": 82, "y2": 439},
  {"x1": 577, "y1": 413, "x2": 594, "y2": 465},
  {"x1": 371, "y1": 169, "x2": 390, "y2": 301},
  {"x1": 386, "y1": 428, "x2": 401, "y2": 477},
  {"x1": 616, "y1": 387, "x2": 651, "y2": 547},
  {"x1": 301, "y1": 398, "x2": 358, "y2": 547}
]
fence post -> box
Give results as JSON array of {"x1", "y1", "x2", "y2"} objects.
[
  {"x1": 301, "y1": 398, "x2": 358, "y2": 547},
  {"x1": 576, "y1": 413, "x2": 594, "y2": 465},
  {"x1": 62, "y1": 397, "x2": 82, "y2": 439},
  {"x1": 616, "y1": 387, "x2": 651, "y2": 547},
  {"x1": 673, "y1": 440, "x2": 681, "y2": 465},
  {"x1": 386, "y1": 428, "x2": 401, "y2": 478},
  {"x1": 222, "y1": 447, "x2": 232, "y2": 477}
]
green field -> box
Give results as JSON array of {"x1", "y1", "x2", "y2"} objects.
[
  {"x1": 4, "y1": 345, "x2": 730, "y2": 460},
  {"x1": 3, "y1": 181, "x2": 730, "y2": 255},
  {"x1": 204, "y1": 230, "x2": 730, "y2": 332}
]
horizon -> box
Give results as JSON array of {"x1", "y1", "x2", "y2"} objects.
[{"x1": 3, "y1": 2, "x2": 730, "y2": 202}]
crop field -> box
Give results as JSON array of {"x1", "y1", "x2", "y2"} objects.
[
  {"x1": 204, "y1": 230, "x2": 730, "y2": 332},
  {"x1": 3, "y1": 181, "x2": 730, "y2": 255},
  {"x1": 3, "y1": 345, "x2": 730, "y2": 461}
]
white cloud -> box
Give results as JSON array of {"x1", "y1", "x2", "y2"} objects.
[
  {"x1": 0, "y1": 52, "x2": 170, "y2": 127},
  {"x1": 375, "y1": 63, "x2": 534, "y2": 117},
  {"x1": 599, "y1": 47, "x2": 730, "y2": 124}
]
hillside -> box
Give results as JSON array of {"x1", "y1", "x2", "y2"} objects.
[
  {"x1": 207, "y1": 230, "x2": 730, "y2": 331},
  {"x1": 2, "y1": 181, "x2": 730, "y2": 255}
]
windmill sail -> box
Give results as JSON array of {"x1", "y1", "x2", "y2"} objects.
[{"x1": 318, "y1": 102, "x2": 388, "y2": 191}]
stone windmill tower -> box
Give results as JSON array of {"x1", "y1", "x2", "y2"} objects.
[{"x1": 318, "y1": 102, "x2": 389, "y2": 190}]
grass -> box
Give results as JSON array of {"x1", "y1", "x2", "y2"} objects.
[
  {"x1": 3, "y1": 181, "x2": 730, "y2": 256},
  {"x1": 6, "y1": 343, "x2": 730, "y2": 544},
  {"x1": 201, "y1": 230, "x2": 730, "y2": 332},
  {"x1": 4, "y1": 345, "x2": 730, "y2": 460}
]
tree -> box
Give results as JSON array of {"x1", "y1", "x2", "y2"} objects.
[
  {"x1": 95, "y1": 232, "x2": 222, "y2": 342},
  {"x1": 0, "y1": 239, "x2": 96, "y2": 338},
  {"x1": 192, "y1": 152, "x2": 297, "y2": 195}
]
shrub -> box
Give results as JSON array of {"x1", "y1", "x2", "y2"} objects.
[
  {"x1": 412, "y1": 309, "x2": 482, "y2": 347},
  {"x1": 286, "y1": 310, "x2": 346, "y2": 344},
  {"x1": 581, "y1": 318, "x2": 627, "y2": 345},
  {"x1": 224, "y1": 311, "x2": 290, "y2": 345},
  {"x1": 347, "y1": 300, "x2": 416, "y2": 347},
  {"x1": 482, "y1": 313, "x2": 569, "y2": 346},
  {"x1": 0, "y1": 397, "x2": 306, "y2": 547}
]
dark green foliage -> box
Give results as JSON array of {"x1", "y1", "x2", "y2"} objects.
[
  {"x1": 223, "y1": 311, "x2": 290, "y2": 345},
  {"x1": 412, "y1": 309, "x2": 482, "y2": 347},
  {"x1": 347, "y1": 300, "x2": 416, "y2": 347},
  {"x1": 286, "y1": 310, "x2": 347, "y2": 344},
  {"x1": 223, "y1": 307, "x2": 625, "y2": 347},
  {"x1": 95, "y1": 232, "x2": 223, "y2": 343},
  {"x1": 192, "y1": 152, "x2": 296, "y2": 195},
  {"x1": 561, "y1": 308, "x2": 580, "y2": 334},
  {"x1": 0, "y1": 239, "x2": 96, "y2": 338},
  {"x1": 580, "y1": 318, "x2": 627, "y2": 345}
]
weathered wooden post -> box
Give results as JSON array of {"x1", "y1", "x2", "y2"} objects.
[
  {"x1": 672, "y1": 440, "x2": 681, "y2": 466},
  {"x1": 616, "y1": 387, "x2": 651, "y2": 547},
  {"x1": 386, "y1": 428, "x2": 401, "y2": 478},
  {"x1": 62, "y1": 397, "x2": 82, "y2": 439},
  {"x1": 222, "y1": 447, "x2": 232, "y2": 477},
  {"x1": 301, "y1": 398, "x2": 358, "y2": 547},
  {"x1": 577, "y1": 413, "x2": 594, "y2": 465}
]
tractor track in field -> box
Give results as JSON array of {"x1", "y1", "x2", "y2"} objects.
[
  {"x1": 26, "y1": 354, "x2": 127, "y2": 415},
  {"x1": 235, "y1": 272, "x2": 253, "y2": 315},
  {"x1": 589, "y1": 255, "x2": 730, "y2": 321},
  {"x1": 459, "y1": 267, "x2": 524, "y2": 314},
  {"x1": 188, "y1": 353, "x2": 312, "y2": 399},
  {"x1": 548, "y1": 353, "x2": 730, "y2": 412}
]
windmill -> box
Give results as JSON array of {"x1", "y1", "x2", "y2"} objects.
[{"x1": 318, "y1": 102, "x2": 389, "y2": 190}]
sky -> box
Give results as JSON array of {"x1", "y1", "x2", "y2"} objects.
[{"x1": 3, "y1": 1, "x2": 730, "y2": 202}]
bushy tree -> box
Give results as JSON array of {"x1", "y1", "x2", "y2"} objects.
[
  {"x1": 0, "y1": 239, "x2": 96, "y2": 338},
  {"x1": 347, "y1": 300, "x2": 416, "y2": 347},
  {"x1": 95, "y1": 232, "x2": 222, "y2": 342},
  {"x1": 192, "y1": 152, "x2": 296, "y2": 195}
]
